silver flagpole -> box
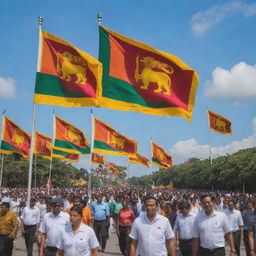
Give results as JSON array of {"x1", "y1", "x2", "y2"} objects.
[
  {"x1": 207, "y1": 107, "x2": 214, "y2": 191},
  {"x1": 48, "y1": 111, "x2": 55, "y2": 195},
  {"x1": 27, "y1": 17, "x2": 43, "y2": 202},
  {"x1": 34, "y1": 154, "x2": 37, "y2": 188},
  {"x1": 89, "y1": 110, "x2": 95, "y2": 199},
  {"x1": 0, "y1": 110, "x2": 6, "y2": 197}
]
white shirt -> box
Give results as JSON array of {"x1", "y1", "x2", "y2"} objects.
[
  {"x1": 223, "y1": 208, "x2": 244, "y2": 232},
  {"x1": 192, "y1": 210, "x2": 231, "y2": 249},
  {"x1": 39, "y1": 211, "x2": 70, "y2": 247},
  {"x1": 175, "y1": 213, "x2": 196, "y2": 240},
  {"x1": 129, "y1": 213, "x2": 175, "y2": 256},
  {"x1": 57, "y1": 223, "x2": 99, "y2": 256},
  {"x1": 190, "y1": 206, "x2": 200, "y2": 215},
  {"x1": 10, "y1": 200, "x2": 20, "y2": 215},
  {"x1": 21, "y1": 206, "x2": 40, "y2": 225}
]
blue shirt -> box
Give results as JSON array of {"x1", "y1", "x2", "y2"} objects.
[
  {"x1": 91, "y1": 201, "x2": 110, "y2": 221},
  {"x1": 247, "y1": 211, "x2": 256, "y2": 248}
]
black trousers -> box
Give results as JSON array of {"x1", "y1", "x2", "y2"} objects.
[
  {"x1": 23, "y1": 225, "x2": 37, "y2": 256},
  {"x1": 0, "y1": 234, "x2": 14, "y2": 256},
  {"x1": 118, "y1": 226, "x2": 131, "y2": 256},
  {"x1": 232, "y1": 230, "x2": 241, "y2": 256},
  {"x1": 43, "y1": 246, "x2": 58, "y2": 256},
  {"x1": 244, "y1": 230, "x2": 250, "y2": 256},
  {"x1": 197, "y1": 246, "x2": 225, "y2": 256},
  {"x1": 93, "y1": 220, "x2": 108, "y2": 250},
  {"x1": 179, "y1": 239, "x2": 192, "y2": 256}
]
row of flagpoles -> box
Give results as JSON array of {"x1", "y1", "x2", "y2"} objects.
[{"x1": 0, "y1": 14, "x2": 232, "y2": 201}]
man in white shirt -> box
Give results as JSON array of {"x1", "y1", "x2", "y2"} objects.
[
  {"x1": 129, "y1": 195, "x2": 176, "y2": 256},
  {"x1": 175, "y1": 201, "x2": 196, "y2": 256},
  {"x1": 224, "y1": 199, "x2": 244, "y2": 256},
  {"x1": 39, "y1": 197, "x2": 70, "y2": 256},
  {"x1": 20, "y1": 197, "x2": 40, "y2": 256},
  {"x1": 192, "y1": 195, "x2": 236, "y2": 256}
]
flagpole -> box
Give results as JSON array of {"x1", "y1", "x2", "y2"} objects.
[
  {"x1": 27, "y1": 17, "x2": 43, "y2": 202},
  {"x1": 34, "y1": 154, "x2": 37, "y2": 188},
  {"x1": 89, "y1": 110, "x2": 95, "y2": 199},
  {"x1": 206, "y1": 106, "x2": 214, "y2": 191},
  {"x1": 97, "y1": 12, "x2": 102, "y2": 26},
  {"x1": 48, "y1": 111, "x2": 55, "y2": 195},
  {"x1": 126, "y1": 159, "x2": 130, "y2": 186},
  {"x1": 0, "y1": 110, "x2": 6, "y2": 198}
]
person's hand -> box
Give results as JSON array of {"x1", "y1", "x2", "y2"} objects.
[
  {"x1": 250, "y1": 250, "x2": 255, "y2": 256},
  {"x1": 230, "y1": 250, "x2": 236, "y2": 256},
  {"x1": 8, "y1": 233, "x2": 15, "y2": 239},
  {"x1": 175, "y1": 240, "x2": 179, "y2": 248},
  {"x1": 21, "y1": 228, "x2": 25, "y2": 234}
]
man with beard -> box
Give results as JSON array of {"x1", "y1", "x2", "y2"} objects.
[
  {"x1": 39, "y1": 197, "x2": 69, "y2": 256},
  {"x1": 129, "y1": 195, "x2": 176, "y2": 256}
]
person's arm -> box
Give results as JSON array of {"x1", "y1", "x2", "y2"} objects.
[
  {"x1": 239, "y1": 225, "x2": 244, "y2": 242},
  {"x1": 129, "y1": 239, "x2": 138, "y2": 256},
  {"x1": 225, "y1": 232, "x2": 236, "y2": 256},
  {"x1": 56, "y1": 249, "x2": 64, "y2": 256},
  {"x1": 91, "y1": 248, "x2": 99, "y2": 256},
  {"x1": 248, "y1": 231, "x2": 255, "y2": 256},
  {"x1": 39, "y1": 233, "x2": 46, "y2": 256},
  {"x1": 192, "y1": 237, "x2": 200, "y2": 256},
  {"x1": 175, "y1": 229, "x2": 180, "y2": 248},
  {"x1": 116, "y1": 212, "x2": 120, "y2": 236},
  {"x1": 166, "y1": 238, "x2": 176, "y2": 256}
]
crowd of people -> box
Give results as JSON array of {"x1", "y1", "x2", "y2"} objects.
[{"x1": 0, "y1": 186, "x2": 256, "y2": 256}]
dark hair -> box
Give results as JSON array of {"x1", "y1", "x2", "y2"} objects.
[
  {"x1": 70, "y1": 205, "x2": 83, "y2": 216},
  {"x1": 72, "y1": 196, "x2": 81, "y2": 202},
  {"x1": 200, "y1": 194, "x2": 213, "y2": 202},
  {"x1": 144, "y1": 195, "x2": 158, "y2": 206},
  {"x1": 2, "y1": 202, "x2": 10, "y2": 208}
]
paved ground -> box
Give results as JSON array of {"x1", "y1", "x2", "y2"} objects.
[{"x1": 13, "y1": 222, "x2": 246, "y2": 256}]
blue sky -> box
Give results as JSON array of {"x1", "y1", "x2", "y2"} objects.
[{"x1": 0, "y1": 0, "x2": 256, "y2": 177}]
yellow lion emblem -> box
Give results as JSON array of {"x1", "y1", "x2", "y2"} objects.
[
  {"x1": 107, "y1": 132, "x2": 125, "y2": 150},
  {"x1": 135, "y1": 56, "x2": 173, "y2": 95},
  {"x1": 11, "y1": 129, "x2": 24, "y2": 147},
  {"x1": 56, "y1": 51, "x2": 87, "y2": 85},
  {"x1": 66, "y1": 126, "x2": 83, "y2": 145}
]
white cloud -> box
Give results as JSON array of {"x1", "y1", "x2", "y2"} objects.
[
  {"x1": 0, "y1": 77, "x2": 16, "y2": 99},
  {"x1": 170, "y1": 117, "x2": 256, "y2": 163},
  {"x1": 191, "y1": 1, "x2": 256, "y2": 36},
  {"x1": 204, "y1": 62, "x2": 256, "y2": 99}
]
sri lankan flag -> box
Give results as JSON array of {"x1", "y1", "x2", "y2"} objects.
[
  {"x1": 34, "y1": 132, "x2": 52, "y2": 159},
  {"x1": 52, "y1": 149, "x2": 80, "y2": 162},
  {"x1": 94, "y1": 117, "x2": 137, "y2": 157},
  {"x1": 34, "y1": 30, "x2": 102, "y2": 107},
  {"x1": 0, "y1": 116, "x2": 31, "y2": 159},
  {"x1": 129, "y1": 153, "x2": 149, "y2": 168},
  {"x1": 208, "y1": 110, "x2": 232, "y2": 135},
  {"x1": 152, "y1": 141, "x2": 173, "y2": 169},
  {"x1": 99, "y1": 26, "x2": 199, "y2": 122},
  {"x1": 91, "y1": 152, "x2": 105, "y2": 165},
  {"x1": 54, "y1": 116, "x2": 90, "y2": 155},
  {"x1": 107, "y1": 163, "x2": 120, "y2": 176}
]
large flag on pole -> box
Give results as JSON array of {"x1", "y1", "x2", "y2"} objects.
[
  {"x1": 151, "y1": 141, "x2": 173, "y2": 169},
  {"x1": 54, "y1": 116, "x2": 90, "y2": 155},
  {"x1": 0, "y1": 116, "x2": 31, "y2": 159},
  {"x1": 208, "y1": 110, "x2": 232, "y2": 135},
  {"x1": 52, "y1": 149, "x2": 80, "y2": 163},
  {"x1": 91, "y1": 152, "x2": 105, "y2": 165},
  {"x1": 34, "y1": 30, "x2": 102, "y2": 107},
  {"x1": 98, "y1": 26, "x2": 199, "y2": 122},
  {"x1": 34, "y1": 132, "x2": 52, "y2": 159},
  {"x1": 129, "y1": 153, "x2": 149, "y2": 168},
  {"x1": 93, "y1": 117, "x2": 137, "y2": 157}
]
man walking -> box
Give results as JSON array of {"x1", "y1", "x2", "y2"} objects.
[
  {"x1": 39, "y1": 197, "x2": 70, "y2": 256},
  {"x1": 192, "y1": 195, "x2": 236, "y2": 256},
  {"x1": 91, "y1": 194, "x2": 110, "y2": 253},
  {"x1": 224, "y1": 199, "x2": 244, "y2": 256},
  {"x1": 21, "y1": 198, "x2": 40, "y2": 256},
  {"x1": 129, "y1": 195, "x2": 176, "y2": 256},
  {"x1": 0, "y1": 202, "x2": 18, "y2": 256},
  {"x1": 175, "y1": 201, "x2": 196, "y2": 256}
]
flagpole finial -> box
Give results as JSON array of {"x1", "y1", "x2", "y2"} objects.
[
  {"x1": 97, "y1": 13, "x2": 102, "y2": 26},
  {"x1": 38, "y1": 17, "x2": 43, "y2": 26}
]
